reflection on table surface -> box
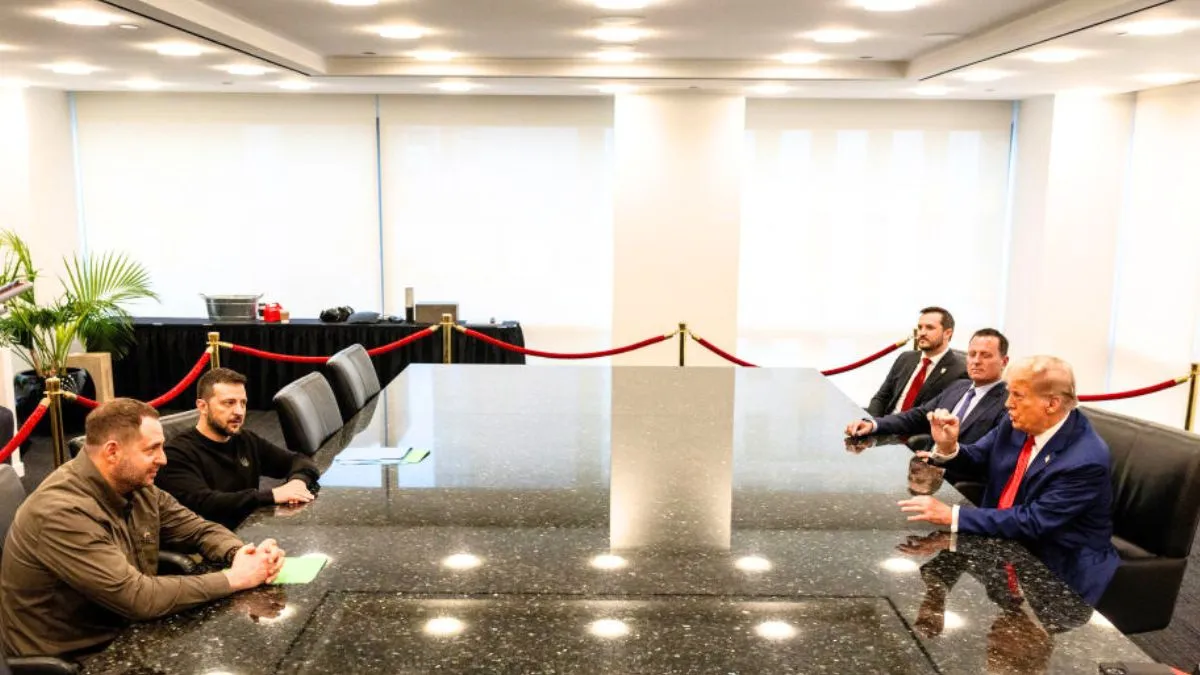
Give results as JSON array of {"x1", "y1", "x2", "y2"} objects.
[{"x1": 83, "y1": 365, "x2": 1151, "y2": 675}]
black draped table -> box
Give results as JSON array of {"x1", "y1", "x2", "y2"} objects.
[
  {"x1": 113, "y1": 317, "x2": 525, "y2": 409},
  {"x1": 82, "y1": 365, "x2": 1154, "y2": 674}
]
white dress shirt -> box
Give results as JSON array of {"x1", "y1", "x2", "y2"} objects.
[
  {"x1": 939, "y1": 413, "x2": 1070, "y2": 532},
  {"x1": 952, "y1": 379, "x2": 1004, "y2": 422},
  {"x1": 891, "y1": 347, "x2": 950, "y2": 414}
]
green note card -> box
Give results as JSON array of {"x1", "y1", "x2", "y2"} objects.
[
  {"x1": 270, "y1": 554, "x2": 329, "y2": 585},
  {"x1": 401, "y1": 448, "x2": 431, "y2": 464}
]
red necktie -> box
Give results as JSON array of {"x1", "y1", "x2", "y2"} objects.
[
  {"x1": 997, "y1": 436, "x2": 1036, "y2": 509},
  {"x1": 899, "y1": 358, "x2": 932, "y2": 412}
]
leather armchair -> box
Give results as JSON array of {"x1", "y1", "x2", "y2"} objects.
[
  {"x1": 1085, "y1": 406, "x2": 1200, "y2": 633},
  {"x1": 325, "y1": 344, "x2": 381, "y2": 422},
  {"x1": 273, "y1": 373, "x2": 343, "y2": 456}
]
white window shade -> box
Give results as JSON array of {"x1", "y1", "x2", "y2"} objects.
[
  {"x1": 74, "y1": 93, "x2": 381, "y2": 319},
  {"x1": 378, "y1": 96, "x2": 613, "y2": 357},
  {"x1": 739, "y1": 100, "x2": 1014, "y2": 403}
]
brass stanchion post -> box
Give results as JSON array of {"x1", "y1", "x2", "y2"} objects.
[
  {"x1": 45, "y1": 377, "x2": 68, "y2": 468},
  {"x1": 678, "y1": 322, "x2": 687, "y2": 367},
  {"x1": 208, "y1": 332, "x2": 221, "y2": 369},
  {"x1": 1186, "y1": 363, "x2": 1199, "y2": 432},
  {"x1": 441, "y1": 314, "x2": 454, "y2": 365}
]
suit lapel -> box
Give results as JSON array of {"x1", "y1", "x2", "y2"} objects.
[
  {"x1": 960, "y1": 384, "x2": 1004, "y2": 437},
  {"x1": 889, "y1": 352, "x2": 921, "y2": 410},
  {"x1": 921, "y1": 351, "x2": 957, "y2": 392}
]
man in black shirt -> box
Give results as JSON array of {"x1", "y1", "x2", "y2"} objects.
[{"x1": 155, "y1": 368, "x2": 319, "y2": 529}]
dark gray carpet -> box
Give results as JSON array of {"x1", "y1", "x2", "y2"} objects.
[{"x1": 10, "y1": 411, "x2": 1200, "y2": 670}]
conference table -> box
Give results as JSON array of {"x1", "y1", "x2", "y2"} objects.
[{"x1": 82, "y1": 365, "x2": 1154, "y2": 674}]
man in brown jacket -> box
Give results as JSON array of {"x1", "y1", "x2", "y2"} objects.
[{"x1": 0, "y1": 399, "x2": 285, "y2": 658}]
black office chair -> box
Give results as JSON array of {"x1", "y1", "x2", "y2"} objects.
[
  {"x1": 0, "y1": 465, "x2": 81, "y2": 675},
  {"x1": 65, "y1": 409, "x2": 201, "y2": 460},
  {"x1": 325, "y1": 344, "x2": 381, "y2": 422},
  {"x1": 1085, "y1": 406, "x2": 1200, "y2": 634},
  {"x1": 273, "y1": 373, "x2": 343, "y2": 456}
]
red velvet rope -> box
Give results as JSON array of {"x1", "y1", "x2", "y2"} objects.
[
  {"x1": 147, "y1": 351, "x2": 212, "y2": 408},
  {"x1": 0, "y1": 401, "x2": 48, "y2": 464},
  {"x1": 365, "y1": 327, "x2": 438, "y2": 357},
  {"x1": 70, "y1": 351, "x2": 212, "y2": 410},
  {"x1": 459, "y1": 327, "x2": 671, "y2": 359},
  {"x1": 691, "y1": 336, "x2": 759, "y2": 368},
  {"x1": 73, "y1": 394, "x2": 99, "y2": 409},
  {"x1": 1079, "y1": 377, "x2": 1186, "y2": 402},
  {"x1": 229, "y1": 343, "x2": 329, "y2": 364},
  {"x1": 820, "y1": 341, "x2": 906, "y2": 377}
]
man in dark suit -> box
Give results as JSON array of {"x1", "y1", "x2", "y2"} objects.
[
  {"x1": 898, "y1": 356, "x2": 1120, "y2": 605},
  {"x1": 847, "y1": 328, "x2": 1010, "y2": 445},
  {"x1": 866, "y1": 307, "x2": 968, "y2": 417}
]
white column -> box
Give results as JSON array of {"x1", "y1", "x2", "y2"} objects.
[
  {"x1": 1004, "y1": 93, "x2": 1134, "y2": 392},
  {"x1": 612, "y1": 94, "x2": 744, "y2": 366},
  {"x1": 0, "y1": 86, "x2": 79, "y2": 474}
]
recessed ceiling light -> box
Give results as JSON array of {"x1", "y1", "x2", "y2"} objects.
[
  {"x1": 595, "y1": 0, "x2": 650, "y2": 8},
  {"x1": 913, "y1": 85, "x2": 950, "y2": 96},
  {"x1": 1138, "y1": 72, "x2": 1196, "y2": 86},
  {"x1": 593, "y1": 46, "x2": 639, "y2": 62},
  {"x1": 222, "y1": 64, "x2": 272, "y2": 76},
  {"x1": 594, "y1": 83, "x2": 636, "y2": 94},
  {"x1": 807, "y1": 29, "x2": 867, "y2": 44},
  {"x1": 0, "y1": 78, "x2": 30, "y2": 88},
  {"x1": 156, "y1": 43, "x2": 204, "y2": 57},
  {"x1": 379, "y1": 25, "x2": 426, "y2": 40},
  {"x1": 411, "y1": 50, "x2": 459, "y2": 62},
  {"x1": 749, "y1": 83, "x2": 791, "y2": 96},
  {"x1": 957, "y1": 69, "x2": 1010, "y2": 82},
  {"x1": 592, "y1": 25, "x2": 647, "y2": 42},
  {"x1": 49, "y1": 9, "x2": 114, "y2": 26},
  {"x1": 330, "y1": 0, "x2": 379, "y2": 5},
  {"x1": 119, "y1": 24, "x2": 139, "y2": 31},
  {"x1": 277, "y1": 80, "x2": 314, "y2": 91},
  {"x1": 1023, "y1": 48, "x2": 1083, "y2": 63},
  {"x1": 861, "y1": 0, "x2": 918, "y2": 11},
  {"x1": 778, "y1": 52, "x2": 824, "y2": 64},
  {"x1": 1119, "y1": 19, "x2": 1197, "y2": 36},
  {"x1": 923, "y1": 33, "x2": 961, "y2": 41},
  {"x1": 124, "y1": 78, "x2": 166, "y2": 90},
  {"x1": 432, "y1": 80, "x2": 477, "y2": 93},
  {"x1": 47, "y1": 62, "x2": 97, "y2": 75}
]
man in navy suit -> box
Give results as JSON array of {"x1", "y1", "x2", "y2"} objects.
[
  {"x1": 846, "y1": 328, "x2": 1010, "y2": 446},
  {"x1": 865, "y1": 307, "x2": 968, "y2": 417},
  {"x1": 897, "y1": 356, "x2": 1119, "y2": 606}
]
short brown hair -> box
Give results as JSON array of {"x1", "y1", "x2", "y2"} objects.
[
  {"x1": 197, "y1": 367, "x2": 248, "y2": 400},
  {"x1": 85, "y1": 398, "x2": 159, "y2": 447},
  {"x1": 919, "y1": 306, "x2": 955, "y2": 331}
]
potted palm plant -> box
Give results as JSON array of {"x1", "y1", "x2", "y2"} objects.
[{"x1": 0, "y1": 230, "x2": 158, "y2": 428}]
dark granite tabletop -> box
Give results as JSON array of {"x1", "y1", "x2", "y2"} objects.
[{"x1": 83, "y1": 365, "x2": 1154, "y2": 674}]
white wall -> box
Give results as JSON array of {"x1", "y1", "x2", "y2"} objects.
[
  {"x1": 612, "y1": 93, "x2": 744, "y2": 366},
  {"x1": 0, "y1": 86, "x2": 79, "y2": 464},
  {"x1": 0, "y1": 87, "x2": 79, "y2": 301}
]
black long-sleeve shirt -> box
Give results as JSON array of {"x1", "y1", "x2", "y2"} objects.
[{"x1": 155, "y1": 428, "x2": 320, "y2": 529}]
